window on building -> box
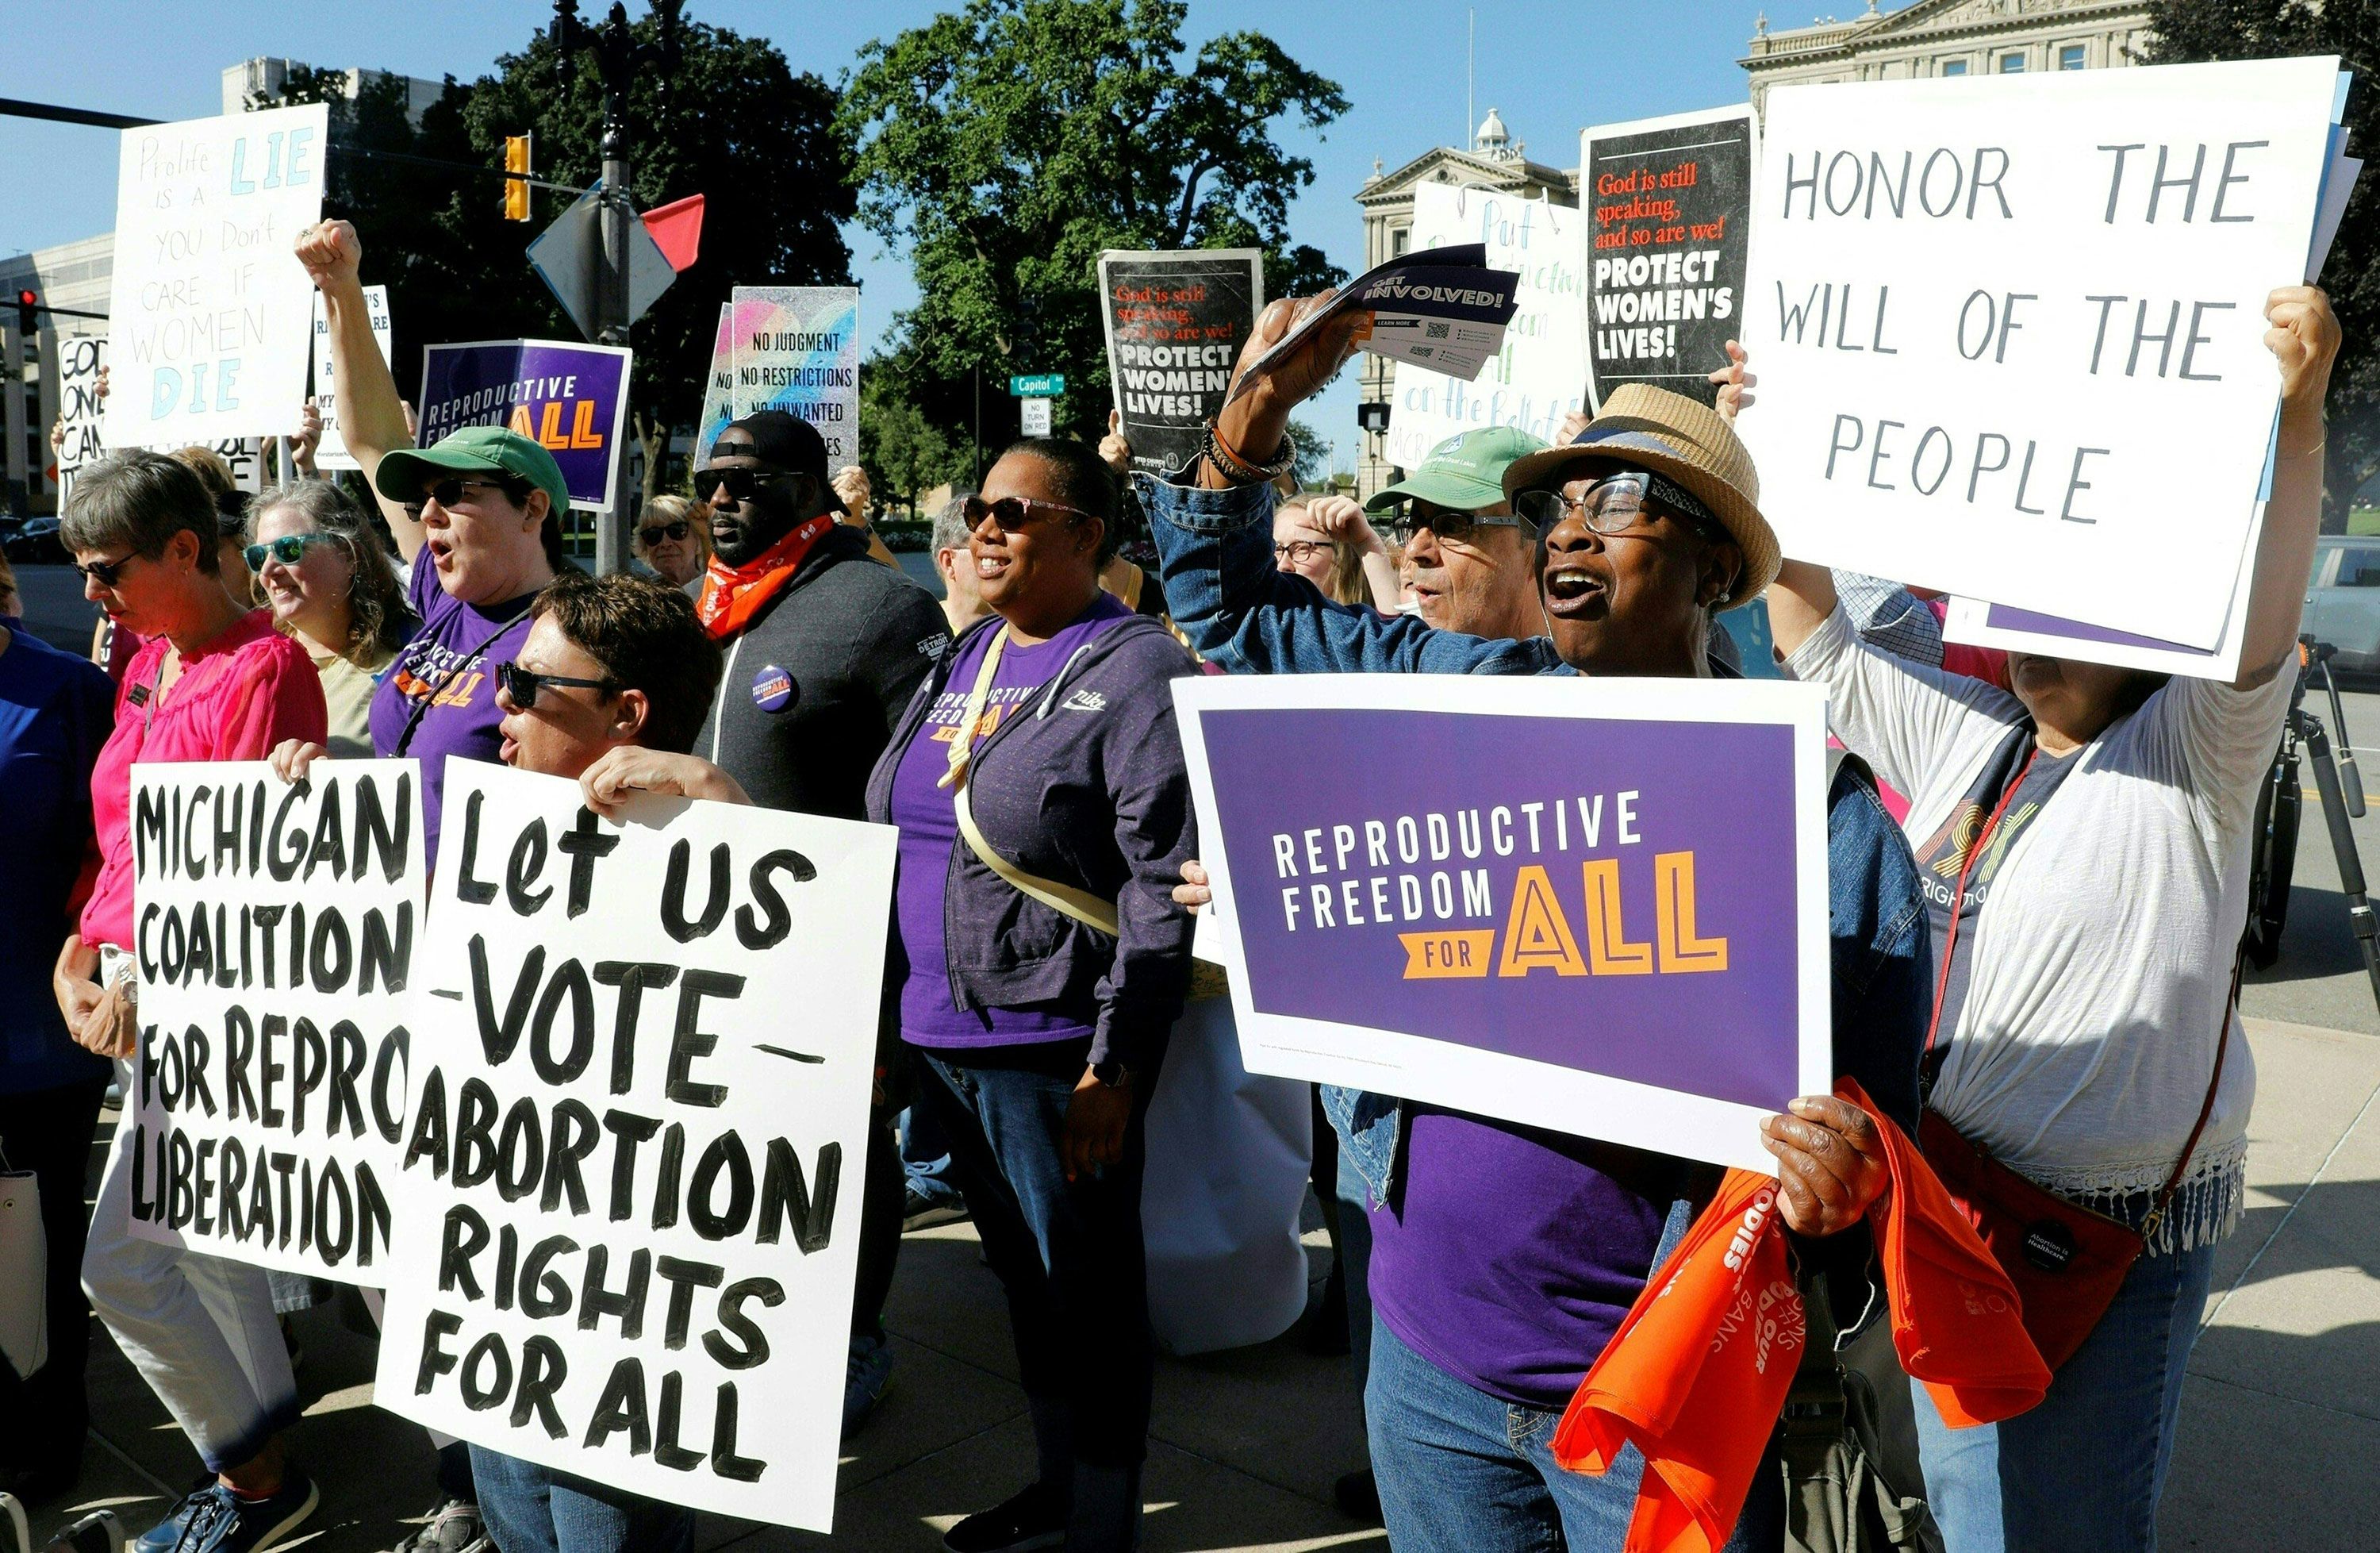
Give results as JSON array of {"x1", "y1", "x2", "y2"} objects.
[
  {"x1": 2000, "y1": 52, "x2": 2026, "y2": 73},
  {"x1": 1391, "y1": 225, "x2": 1410, "y2": 256},
  {"x1": 2059, "y1": 44, "x2": 2086, "y2": 70},
  {"x1": 1941, "y1": 58, "x2": 1968, "y2": 76}
]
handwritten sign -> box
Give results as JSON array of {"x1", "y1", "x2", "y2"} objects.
[
  {"x1": 103, "y1": 104, "x2": 326, "y2": 449},
  {"x1": 373, "y1": 765, "x2": 895, "y2": 1531},
  {"x1": 125, "y1": 760, "x2": 424, "y2": 1277},
  {"x1": 1385, "y1": 187, "x2": 1587, "y2": 469},
  {"x1": 1737, "y1": 58, "x2": 2341, "y2": 650},
  {"x1": 1097, "y1": 249, "x2": 1263, "y2": 477},
  {"x1": 312, "y1": 285, "x2": 393, "y2": 471},
  {"x1": 728, "y1": 288, "x2": 858, "y2": 475},
  {"x1": 56, "y1": 335, "x2": 107, "y2": 475},
  {"x1": 1175, "y1": 674, "x2": 1830, "y2": 1175}
]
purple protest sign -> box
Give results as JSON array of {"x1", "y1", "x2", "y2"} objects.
[
  {"x1": 416, "y1": 339, "x2": 634, "y2": 513},
  {"x1": 1176, "y1": 673, "x2": 1832, "y2": 1176}
]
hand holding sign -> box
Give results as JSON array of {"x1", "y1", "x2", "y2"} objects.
[
  {"x1": 2267, "y1": 283, "x2": 2341, "y2": 427},
  {"x1": 1760, "y1": 1096, "x2": 1889, "y2": 1236},
  {"x1": 1206, "y1": 294, "x2": 1370, "y2": 490}
]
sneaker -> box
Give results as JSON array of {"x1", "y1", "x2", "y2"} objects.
[
  {"x1": 388, "y1": 1497, "x2": 489, "y2": 1553},
  {"x1": 842, "y1": 1332, "x2": 895, "y2": 1439},
  {"x1": 902, "y1": 1186, "x2": 969, "y2": 1232},
  {"x1": 147, "y1": 1471, "x2": 319, "y2": 1553},
  {"x1": 942, "y1": 1481, "x2": 1065, "y2": 1553},
  {"x1": 132, "y1": 1484, "x2": 222, "y2": 1553},
  {"x1": 1332, "y1": 1467, "x2": 1380, "y2": 1524}
]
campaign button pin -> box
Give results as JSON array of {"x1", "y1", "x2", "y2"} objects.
[{"x1": 751, "y1": 665, "x2": 797, "y2": 713}]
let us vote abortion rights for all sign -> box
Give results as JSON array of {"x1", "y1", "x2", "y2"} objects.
[{"x1": 1175, "y1": 675, "x2": 1832, "y2": 1175}]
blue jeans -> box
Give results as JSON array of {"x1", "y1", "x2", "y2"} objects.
[
  {"x1": 917, "y1": 1040, "x2": 1154, "y2": 1549},
  {"x1": 469, "y1": 1447, "x2": 693, "y2": 1553},
  {"x1": 898, "y1": 1101, "x2": 964, "y2": 1209},
  {"x1": 1912, "y1": 1235, "x2": 2221, "y2": 1552},
  {"x1": 1367, "y1": 1318, "x2": 1782, "y2": 1553}
]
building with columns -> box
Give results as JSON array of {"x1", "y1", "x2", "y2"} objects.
[{"x1": 1742, "y1": 0, "x2": 2153, "y2": 113}]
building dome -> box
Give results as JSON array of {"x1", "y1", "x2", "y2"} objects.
[{"x1": 1474, "y1": 106, "x2": 1513, "y2": 158}]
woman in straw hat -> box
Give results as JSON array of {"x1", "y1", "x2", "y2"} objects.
[{"x1": 1148, "y1": 296, "x2": 1931, "y2": 1552}]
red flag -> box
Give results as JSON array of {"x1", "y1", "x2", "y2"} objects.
[{"x1": 641, "y1": 194, "x2": 704, "y2": 272}]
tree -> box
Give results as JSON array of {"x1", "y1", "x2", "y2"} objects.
[
  {"x1": 859, "y1": 360, "x2": 972, "y2": 515},
  {"x1": 2145, "y1": 1, "x2": 2380, "y2": 529},
  {"x1": 839, "y1": 0, "x2": 1348, "y2": 448},
  {"x1": 1285, "y1": 417, "x2": 1329, "y2": 490}
]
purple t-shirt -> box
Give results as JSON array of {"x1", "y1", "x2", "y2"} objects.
[
  {"x1": 890, "y1": 596, "x2": 1131, "y2": 1048},
  {"x1": 1367, "y1": 1107, "x2": 1682, "y2": 1410},
  {"x1": 368, "y1": 558, "x2": 539, "y2": 863}
]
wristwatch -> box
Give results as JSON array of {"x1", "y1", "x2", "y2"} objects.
[{"x1": 1091, "y1": 1060, "x2": 1133, "y2": 1090}]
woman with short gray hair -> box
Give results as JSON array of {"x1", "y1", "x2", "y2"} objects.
[{"x1": 245, "y1": 479, "x2": 416, "y2": 756}]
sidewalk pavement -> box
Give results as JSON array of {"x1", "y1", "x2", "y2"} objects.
[{"x1": 21, "y1": 1013, "x2": 2378, "y2": 1553}]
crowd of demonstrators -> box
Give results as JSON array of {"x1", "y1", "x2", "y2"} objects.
[
  {"x1": 53, "y1": 452, "x2": 331, "y2": 1553},
  {"x1": 0, "y1": 548, "x2": 114, "y2": 1505},
  {"x1": 1749, "y1": 284, "x2": 2340, "y2": 1552},
  {"x1": 629, "y1": 492, "x2": 711, "y2": 587},
  {"x1": 865, "y1": 442, "x2": 1200, "y2": 1553},
  {"x1": 1146, "y1": 298, "x2": 1927, "y2": 1552},
  {"x1": 1272, "y1": 492, "x2": 1402, "y2": 613}
]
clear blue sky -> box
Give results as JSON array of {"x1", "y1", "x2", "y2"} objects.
[{"x1": 0, "y1": 0, "x2": 1764, "y2": 467}]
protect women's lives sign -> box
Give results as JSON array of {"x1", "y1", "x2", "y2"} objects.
[
  {"x1": 1175, "y1": 675, "x2": 1832, "y2": 1175},
  {"x1": 105, "y1": 104, "x2": 327, "y2": 449},
  {"x1": 125, "y1": 760, "x2": 425, "y2": 1278},
  {"x1": 1099, "y1": 249, "x2": 1264, "y2": 477},
  {"x1": 373, "y1": 765, "x2": 896, "y2": 1531},
  {"x1": 1736, "y1": 57, "x2": 2342, "y2": 651}
]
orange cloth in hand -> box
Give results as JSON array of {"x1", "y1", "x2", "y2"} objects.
[{"x1": 1549, "y1": 1080, "x2": 2048, "y2": 1553}]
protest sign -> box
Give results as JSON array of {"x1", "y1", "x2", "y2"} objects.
[
  {"x1": 124, "y1": 760, "x2": 425, "y2": 1278},
  {"x1": 1096, "y1": 249, "x2": 1263, "y2": 477},
  {"x1": 691, "y1": 304, "x2": 734, "y2": 471},
  {"x1": 374, "y1": 765, "x2": 896, "y2": 1531},
  {"x1": 56, "y1": 335, "x2": 107, "y2": 475},
  {"x1": 1580, "y1": 106, "x2": 1755, "y2": 409},
  {"x1": 1736, "y1": 58, "x2": 2342, "y2": 650},
  {"x1": 1384, "y1": 188, "x2": 1587, "y2": 471},
  {"x1": 728, "y1": 287, "x2": 858, "y2": 475},
  {"x1": 1175, "y1": 674, "x2": 1830, "y2": 1175},
  {"x1": 312, "y1": 284, "x2": 393, "y2": 471},
  {"x1": 1226, "y1": 244, "x2": 1520, "y2": 409},
  {"x1": 204, "y1": 437, "x2": 264, "y2": 494},
  {"x1": 417, "y1": 340, "x2": 633, "y2": 513},
  {"x1": 104, "y1": 104, "x2": 327, "y2": 450}
]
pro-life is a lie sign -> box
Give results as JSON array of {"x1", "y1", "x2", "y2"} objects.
[{"x1": 1736, "y1": 56, "x2": 2343, "y2": 650}]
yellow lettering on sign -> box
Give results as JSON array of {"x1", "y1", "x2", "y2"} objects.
[
  {"x1": 538, "y1": 402, "x2": 570, "y2": 451},
  {"x1": 1399, "y1": 930, "x2": 1496, "y2": 979},
  {"x1": 571, "y1": 398, "x2": 604, "y2": 449},
  {"x1": 1655, "y1": 851, "x2": 1728, "y2": 972},
  {"x1": 506, "y1": 406, "x2": 536, "y2": 439},
  {"x1": 1580, "y1": 859, "x2": 1653, "y2": 975},
  {"x1": 1495, "y1": 865, "x2": 1586, "y2": 978}
]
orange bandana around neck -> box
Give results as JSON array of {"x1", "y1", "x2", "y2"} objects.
[{"x1": 694, "y1": 514, "x2": 837, "y2": 640}]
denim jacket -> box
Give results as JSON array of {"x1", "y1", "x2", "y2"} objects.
[{"x1": 1137, "y1": 472, "x2": 1933, "y2": 1205}]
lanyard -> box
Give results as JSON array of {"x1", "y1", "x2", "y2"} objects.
[
  {"x1": 393, "y1": 594, "x2": 536, "y2": 757},
  {"x1": 1921, "y1": 745, "x2": 2040, "y2": 1067}
]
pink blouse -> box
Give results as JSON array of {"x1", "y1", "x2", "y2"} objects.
[{"x1": 79, "y1": 609, "x2": 328, "y2": 951}]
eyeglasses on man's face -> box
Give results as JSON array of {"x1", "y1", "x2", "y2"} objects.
[
  {"x1": 1513, "y1": 472, "x2": 1724, "y2": 546},
  {"x1": 1379, "y1": 502, "x2": 1534, "y2": 548},
  {"x1": 496, "y1": 659, "x2": 617, "y2": 709}
]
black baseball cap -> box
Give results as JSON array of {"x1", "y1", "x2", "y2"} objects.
[{"x1": 699, "y1": 411, "x2": 845, "y2": 513}]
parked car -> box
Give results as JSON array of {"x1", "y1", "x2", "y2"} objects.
[
  {"x1": 2301, "y1": 534, "x2": 2380, "y2": 673},
  {"x1": 2, "y1": 516, "x2": 66, "y2": 565}
]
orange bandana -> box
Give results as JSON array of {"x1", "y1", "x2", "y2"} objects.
[
  {"x1": 1549, "y1": 1080, "x2": 2048, "y2": 1553},
  {"x1": 694, "y1": 514, "x2": 837, "y2": 640}
]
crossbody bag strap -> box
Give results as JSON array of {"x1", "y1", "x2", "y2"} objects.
[
  {"x1": 939, "y1": 623, "x2": 1123, "y2": 938},
  {"x1": 1921, "y1": 744, "x2": 2042, "y2": 1082},
  {"x1": 2141, "y1": 954, "x2": 2244, "y2": 1242}
]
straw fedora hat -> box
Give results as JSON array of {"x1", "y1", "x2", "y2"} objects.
[{"x1": 1500, "y1": 383, "x2": 1779, "y2": 609}]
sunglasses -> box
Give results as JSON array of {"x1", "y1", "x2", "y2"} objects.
[
  {"x1": 693, "y1": 467, "x2": 786, "y2": 504},
  {"x1": 243, "y1": 532, "x2": 344, "y2": 571},
  {"x1": 1380, "y1": 503, "x2": 1535, "y2": 548},
  {"x1": 962, "y1": 494, "x2": 1096, "y2": 531},
  {"x1": 639, "y1": 521, "x2": 692, "y2": 547},
  {"x1": 71, "y1": 550, "x2": 150, "y2": 589},
  {"x1": 1513, "y1": 472, "x2": 1726, "y2": 545},
  {"x1": 496, "y1": 659, "x2": 618, "y2": 709},
  {"x1": 401, "y1": 478, "x2": 520, "y2": 521}
]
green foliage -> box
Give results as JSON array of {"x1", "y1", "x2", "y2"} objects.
[
  {"x1": 2145, "y1": 0, "x2": 2380, "y2": 529},
  {"x1": 860, "y1": 359, "x2": 973, "y2": 513},
  {"x1": 1284, "y1": 417, "x2": 1329, "y2": 487},
  {"x1": 839, "y1": 0, "x2": 1348, "y2": 445}
]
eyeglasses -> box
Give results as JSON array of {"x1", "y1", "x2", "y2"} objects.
[
  {"x1": 495, "y1": 659, "x2": 618, "y2": 709},
  {"x1": 638, "y1": 521, "x2": 692, "y2": 547},
  {"x1": 693, "y1": 467, "x2": 785, "y2": 504},
  {"x1": 1380, "y1": 503, "x2": 1534, "y2": 548},
  {"x1": 962, "y1": 494, "x2": 1096, "y2": 532},
  {"x1": 401, "y1": 479, "x2": 518, "y2": 521},
  {"x1": 1513, "y1": 472, "x2": 1725, "y2": 545},
  {"x1": 243, "y1": 532, "x2": 344, "y2": 571},
  {"x1": 71, "y1": 550, "x2": 149, "y2": 589},
  {"x1": 1274, "y1": 539, "x2": 1333, "y2": 563}
]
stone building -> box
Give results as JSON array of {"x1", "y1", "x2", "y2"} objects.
[{"x1": 1742, "y1": 0, "x2": 2153, "y2": 113}]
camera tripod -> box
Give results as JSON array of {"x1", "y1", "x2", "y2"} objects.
[{"x1": 2244, "y1": 636, "x2": 2380, "y2": 1013}]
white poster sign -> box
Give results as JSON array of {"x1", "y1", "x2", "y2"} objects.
[
  {"x1": 728, "y1": 287, "x2": 859, "y2": 475},
  {"x1": 374, "y1": 766, "x2": 896, "y2": 1532},
  {"x1": 1737, "y1": 58, "x2": 2340, "y2": 649},
  {"x1": 1385, "y1": 186, "x2": 1588, "y2": 470},
  {"x1": 125, "y1": 761, "x2": 425, "y2": 1278},
  {"x1": 104, "y1": 103, "x2": 328, "y2": 449},
  {"x1": 313, "y1": 285, "x2": 393, "y2": 471}
]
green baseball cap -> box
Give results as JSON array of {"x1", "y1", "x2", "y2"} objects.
[
  {"x1": 373, "y1": 425, "x2": 572, "y2": 514},
  {"x1": 1364, "y1": 425, "x2": 1549, "y2": 515}
]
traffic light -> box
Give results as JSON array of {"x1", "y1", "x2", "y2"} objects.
[
  {"x1": 13, "y1": 290, "x2": 35, "y2": 340},
  {"x1": 504, "y1": 135, "x2": 533, "y2": 221}
]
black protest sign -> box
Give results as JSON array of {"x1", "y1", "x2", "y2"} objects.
[
  {"x1": 1582, "y1": 106, "x2": 1756, "y2": 408},
  {"x1": 374, "y1": 764, "x2": 896, "y2": 1532},
  {"x1": 125, "y1": 759, "x2": 424, "y2": 1277},
  {"x1": 57, "y1": 336, "x2": 107, "y2": 475},
  {"x1": 1099, "y1": 249, "x2": 1264, "y2": 477}
]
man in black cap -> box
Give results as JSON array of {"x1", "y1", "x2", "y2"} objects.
[{"x1": 689, "y1": 409, "x2": 950, "y2": 1436}]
